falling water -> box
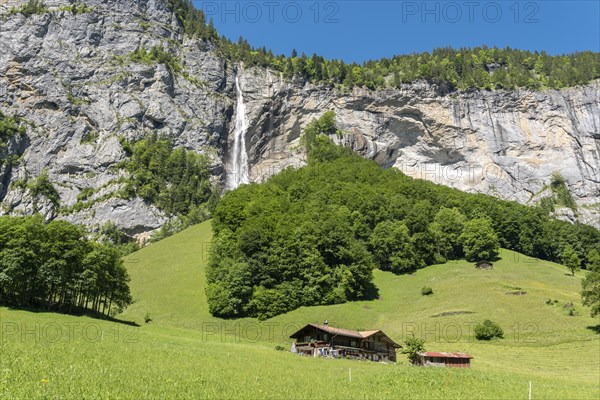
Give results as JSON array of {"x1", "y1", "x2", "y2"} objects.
[
  {"x1": 227, "y1": 75, "x2": 250, "y2": 189},
  {"x1": 266, "y1": 69, "x2": 272, "y2": 97}
]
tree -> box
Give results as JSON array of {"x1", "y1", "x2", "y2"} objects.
[
  {"x1": 404, "y1": 200, "x2": 433, "y2": 235},
  {"x1": 474, "y1": 320, "x2": 503, "y2": 340},
  {"x1": 0, "y1": 216, "x2": 132, "y2": 316},
  {"x1": 205, "y1": 259, "x2": 252, "y2": 318},
  {"x1": 581, "y1": 249, "x2": 600, "y2": 317},
  {"x1": 402, "y1": 336, "x2": 425, "y2": 364},
  {"x1": 370, "y1": 221, "x2": 421, "y2": 273},
  {"x1": 430, "y1": 207, "x2": 466, "y2": 259},
  {"x1": 585, "y1": 249, "x2": 600, "y2": 271},
  {"x1": 459, "y1": 219, "x2": 500, "y2": 262},
  {"x1": 562, "y1": 245, "x2": 581, "y2": 276}
]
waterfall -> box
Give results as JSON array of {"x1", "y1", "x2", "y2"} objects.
[
  {"x1": 266, "y1": 69, "x2": 272, "y2": 97},
  {"x1": 227, "y1": 75, "x2": 250, "y2": 189}
]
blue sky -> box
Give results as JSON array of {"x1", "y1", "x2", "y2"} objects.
[{"x1": 192, "y1": 1, "x2": 600, "y2": 63}]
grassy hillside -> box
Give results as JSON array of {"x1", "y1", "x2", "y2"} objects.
[
  {"x1": 119, "y1": 222, "x2": 216, "y2": 329},
  {"x1": 1, "y1": 220, "x2": 599, "y2": 398}
]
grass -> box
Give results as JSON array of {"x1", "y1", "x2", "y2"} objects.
[
  {"x1": 1, "y1": 220, "x2": 599, "y2": 398},
  {"x1": 120, "y1": 222, "x2": 216, "y2": 329}
]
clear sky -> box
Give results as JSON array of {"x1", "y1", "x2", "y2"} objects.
[{"x1": 192, "y1": 0, "x2": 600, "y2": 63}]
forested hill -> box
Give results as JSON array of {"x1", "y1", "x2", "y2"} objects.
[{"x1": 207, "y1": 115, "x2": 600, "y2": 320}]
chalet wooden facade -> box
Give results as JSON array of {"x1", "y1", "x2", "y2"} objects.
[
  {"x1": 417, "y1": 352, "x2": 473, "y2": 368},
  {"x1": 290, "y1": 323, "x2": 401, "y2": 362}
]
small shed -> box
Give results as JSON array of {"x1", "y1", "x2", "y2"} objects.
[
  {"x1": 417, "y1": 352, "x2": 473, "y2": 368},
  {"x1": 475, "y1": 260, "x2": 493, "y2": 269}
]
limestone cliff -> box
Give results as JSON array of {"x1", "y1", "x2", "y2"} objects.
[{"x1": 1, "y1": 0, "x2": 598, "y2": 235}]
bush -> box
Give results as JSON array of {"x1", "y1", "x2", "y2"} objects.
[
  {"x1": 421, "y1": 286, "x2": 433, "y2": 296},
  {"x1": 144, "y1": 312, "x2": 152, "y2": 324},
  {"x1": 129, "y1": 46, "x2": 182, "y2": 73},
  {"x1": 0, "y1": 111, "x2": 26, "y2": 152},
  {"x1": 474, "y1": 319, "x2": 503, "y2": 340},
  {"x1": 12, "y1": 0, "x2": 47, "y2": 16},
  {"x1": 28, "y1": 170, "x2": 60, "y2": 209}
]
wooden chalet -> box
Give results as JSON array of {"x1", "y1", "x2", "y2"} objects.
[
  {"x1": 290, "y1": 322, "x2": 401, "y2": 362},
  {"x1": 417, "y1": 352, "x2": 473, "y2": 368}
]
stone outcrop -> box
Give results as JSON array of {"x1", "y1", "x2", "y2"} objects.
[{"x1": 1, "y1": 0, "x2": 598, "y2": 234}]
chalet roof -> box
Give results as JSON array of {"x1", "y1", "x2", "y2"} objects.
[
  {"x1": 418, "y1": 352, "x2": 473, "y2": 359},
  {"x1": 290, "y1": 323, "x2": 401, "y2": 348},
  {"x1": 358, "y1": 329, "x2": 380, "y2": 337}
]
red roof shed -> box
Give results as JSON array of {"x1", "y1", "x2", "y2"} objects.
[{"x1": 417, "y1": 352, "x2": 473, "y2": 368}]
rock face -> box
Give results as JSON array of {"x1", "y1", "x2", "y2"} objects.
[{"x1": 1, "y1": 0, "x2": 598, "y2": 233}]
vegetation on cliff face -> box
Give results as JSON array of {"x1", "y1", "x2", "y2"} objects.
[
  {"x1": 0, "y1": 111, "x2": 25, "y2": 150},
  {"x1": 27, "y1": 170, "x2": 60, "y2": 210},
  {"x1": 0, "y1": 110, "x2": 26, "y2": 170},
  {"x1": 206, "y1": 113, "x2": 600, "y2": 319},
  {"x1": 127, "y1": 46, "x2": 182, "y2": 74},
  {"x1": 121, "y1": 134, "x2": 216, "y2": 218},
  {"x1": 0, "y1": 110, "x2": 25, "y2": 172},
  {"x1": 5, "y1": 0, "x2": 94, "y2": 17},
  {"x1": 167, "y1": 0, "x2": 600, "y2": 91},
  {"x1": 7, "y1": 0, "x2": 47, "y2": 17}
]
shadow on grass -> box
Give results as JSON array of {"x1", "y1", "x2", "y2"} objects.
[
  {"x1": 3, "y1": 304, "x2": 140, "y2": 327},
  {"x1": 362, "y1": 282, "x2": 380, "y2": 301},
  {"x1": 586, "y1": 325, "x2": 600, "y2": 334}
]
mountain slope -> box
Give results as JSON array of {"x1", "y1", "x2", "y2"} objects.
[
  {"x1": 120, "y1": 221, "x2": 215, "y2": 328},
  {"x1": 2, "y1": 220, "x2": 598, "y2": 398},
  {"x1": 118, "y1": 220, "x2": 598, "y2": 384},
  {"x1": 2, "y1": 306, "x2": 597, "y2": 399},
  {"x1": 0, "y1": 0, "x2": 598, "y2": 235}
]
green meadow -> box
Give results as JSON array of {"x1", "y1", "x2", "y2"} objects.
[{"x1": 1, "y1": 221, "x2": 599, "y2": 399}]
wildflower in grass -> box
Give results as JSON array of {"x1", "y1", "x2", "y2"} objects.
[{"x1": 41, "y1": 378, "x2": 50, "y2": 384}]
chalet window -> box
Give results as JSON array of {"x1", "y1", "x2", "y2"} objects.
[
  {"x1": 303, "y1": 335, "x2": 311, "y2": 343},
  {"x1": 323, "y1": 333, "x2": 328, "y2": 341},
  {"x1": 350, "y1": 340, "x2": 358, "y2": 348}
]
